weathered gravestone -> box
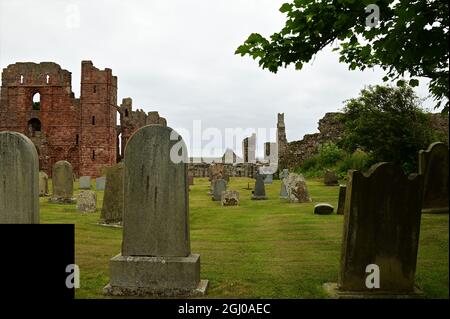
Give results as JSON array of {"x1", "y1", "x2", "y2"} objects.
[
  {"x1": 284, "y1": 173, "x2": 312, "y2": 203},
  {"x1": 100, "y1": 163, "x2": 124, "y2": 225},
  {"x1": 96, "y1": 177, "x2": 106, "y2": 191},
  {"x1": 221, "y1": 190, "x2": 240, "y2": 206},
  {"x1": 104, "y1": 125, "x2": 208, "y2": 297},
  {"x1": 79, "y1": 176, "x2": 91, "y2": 189},
  {"x1": 336, "y1": 185, "x2": 347, "y2": 215},
  {"x1": 324, "y1": 163, "x2": 424, "y2": 298},
  {"x1": 279, "y1": 169, "x2": 289, "y2": 199},
  {"x1": 0, "y1": 132, "x2": 39, "y2": 224},
  {"x1": 324, "y1": 169, "x2": 339, "y2": 186},
  {"x1": 50, "y1": 161, "x2": 75, "y2": 204},
  {"x1": 39, "y1": 171, "x2": 49, "y2": 197},
  {"x1": 314, "y1": 203, "x2": 334, "y2": 215},
  {"x1": 418, "y1": 142, "x2": 449, "y2": 214},
  {"x1": 76, "y1": 191, "x2": 97, "y2": 213},
  {"x1": 252, "y1": 172, "x2": 268, "y2": 200},
  {"x1": 212, "y1": 179, "x2": 227, "y2": 201}
]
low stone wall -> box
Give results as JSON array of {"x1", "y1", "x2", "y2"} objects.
[{"x1": 188, "y1": 163, "x2": 257, "y2": 179}]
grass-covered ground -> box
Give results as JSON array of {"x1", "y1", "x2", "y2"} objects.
[{"x1": 40, "y1": 177, "x2": 448, "y2": 299}]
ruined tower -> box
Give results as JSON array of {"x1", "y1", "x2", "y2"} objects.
[
  {"x1": 277, "y1": 113, "x2": 288, "y2": 157},
  {"x1": 79, "y1": 61, "x2": 118, "y2": 176}
]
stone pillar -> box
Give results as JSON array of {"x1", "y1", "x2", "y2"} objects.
[
  {"x1": 0, "y1": 132, "x2": 39, "y2": 224},
  {"x1": 104, "y1": 125, "x2": 208, "y2": 296}
]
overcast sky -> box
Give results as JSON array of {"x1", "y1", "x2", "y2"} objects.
[{"x1": 0, "y1": 0, "x2": 436, "y2": 157}]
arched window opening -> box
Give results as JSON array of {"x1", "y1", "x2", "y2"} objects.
[
  {"x1": 125, "y1": 109, "x2": 129, "y2": 117},
  {"x1": 93, "y1": 85, "x2": 97, "y2": 93},
  {"x1": 92, "y1": 150, "x2": 96, "y2": 160},
  {"x1": 20, "y1": 75, "x2": 24, "y2": 84},
  {"x1": 46, "y1": 75, "x2": 50, "y2": 84},
  {"x1": 32, "y1": 92, "x2": 41, "y2": 111},
  {"x1": 92, "y1": 116, "x2": 96, "y2": 125},
  {"x1": 76, "y1": 134, "x2": 79, "y2": 145},
  {"x1": 27, "y1": 118, "x2": 41, "y2": 137}
]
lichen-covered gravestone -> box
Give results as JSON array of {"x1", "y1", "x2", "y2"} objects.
[
  {"x1": 336, "y1": 185, "x2": 347, "y2": 215},
  {"x1": 284, "y1": 173, "x2": 312, "y2": 203},
  {"x1": 50, "y1": 161, "x2": 75, "y2": 204},
  {"x1": 76, "y1": 191, "x2": 97, "y2": 213},
  {"x1": 96, "y1": 177, "x2": 106, "y2": 191},
  {"x1": 212, "y1": 179, "x2": 227, "y2": 201},
  {"x1": 39, "y1": 171, "x2": 49, "y2": 197},
  {"x1": 221, "y1": 190, "x2": 240, "y2": 206},
  {"x1": 104, "y1": 125, "x2": 208, "y2": 297},
  {"x1": 418, "y1": 142, "x2": 449, "y2": 214},
  {"x1": 252, "y1": 172, "x2": 268, "y2": 200},
  {"x1": 324, "y1": 163, "x2": 424, "y2": 298},
  {"x1": 79, "y1": 176, "x2": 91, "y2": 189},
  {"x1": 0, "y1": 132, "x2": 39, "y2": 224},
  {"x1": 99, "y1": 163, "x2": 124, "y2": 225}
]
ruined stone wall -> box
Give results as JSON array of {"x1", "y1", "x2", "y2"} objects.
[
  {"x1": 117, "y1": 97, "x2": 167, "y2": 160},
  {"x1": 280, "y1": 112, "x2": 344, "y2": 169},
  {"x1": 188, "y1": 162, "x2": 256, "y2": 178},
  {"x1": 0, "y1": 62, "x2": 81, "y2": 175}
]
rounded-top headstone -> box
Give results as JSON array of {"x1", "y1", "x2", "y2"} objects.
[
  {"x1": 0, "y1": 131, "x2": 39, "y2": 224},
  {"x1": 122, "y1": 125, "x2": 190, "y2": 257},
  {"x1": 51, "y1": 160, "x2": 74, "y2": 202}
]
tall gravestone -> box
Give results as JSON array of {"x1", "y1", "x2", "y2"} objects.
[
  {"x1": 212, "y1": 179, "x2": 227, "y2": 201},
  {"x1": 252, "y1": 172, "x2": 268, "y2": 200},
  {"x1": 50, "y1": 160, "x2": 75, "y2": 204},
  {"x1": 418, "y1": 142, "x2": 449, "y2": 214},
  {"x1": 100, "y1": 163, "x2": 124, "y2": 225},
  {"x1": 324, "y1": 163, "x2": 424, "y2": 298},
  {"x1": 284, "y1": 173, "x2": 312, "y2": 203},
  {"x1": 336, "y1": 185, "x2": 347, "y2": 215},
  {"x1": 279, "y1": 169, "x2": 289, "y2": 199},
  {"x1": 39, "y1": 171, "x2": 49, "y2": 197},
  {"x1": 0, "y1": 132, "x2": 39, "y2": 224},
  {"x1": 104, "y1": 125, "x2": 208, "y2": 296}
]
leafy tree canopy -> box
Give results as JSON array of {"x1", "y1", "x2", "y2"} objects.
[
  {"x1": 236, "y1": 0, "x2": 449, "y2": 112},
  {"x1": 338, "y1": 84, "x2": 442, "y2": 173}
]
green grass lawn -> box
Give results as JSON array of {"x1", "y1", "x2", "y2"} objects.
[{"x1": 40, "y1": 177, "x2": 449, "y2": 299}]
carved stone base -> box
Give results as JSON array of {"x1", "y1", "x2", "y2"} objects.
[{"x1": 323, "y1": 283, "x2": 424, "y2": 299}]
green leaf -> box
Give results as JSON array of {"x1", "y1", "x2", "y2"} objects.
[{"x1": 409, "y1": 79, "x2": 419, "y2": 87}]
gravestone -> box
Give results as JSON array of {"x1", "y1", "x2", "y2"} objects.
[
  {"x1": 264, "y1": 174, "x2": 273, "y2": 184},
  {"x1": 188, "y1": 175, "x2": 194, "y2": 186},
  {"x1": 221, "y1": 190, "x2": 240, "y2": 206},
  {"x1": 336, "y1": 185, "x2": 347, "y2": 215},
  {"x1": 418, "y1": 142, "x2": 449, "y2": 214},
  {"x1": 324, "y1": 163, "x2": 424, "y2": 298},
  {"x1": 50, "y1": 161, "x2": 75, "y2": 204},
  {"x1": 324, "y1": 169, "x2": 339, "y2": 186},
  {"x1": 79, "y1": 176, "x2": 91, "y2": 189},
  {"x1": 279, "y1": 169, "x2": 289, "y2": 199},
  {"x1": 252, "y1": 173, "x2": 268, "y2": 200},
  {"x1": 284, "y1": 173, "x2": 312, "y2": 203},
  {"x1": 0, "y1": 132, "x2": 39, "y2": 224},
  {"x1": 100, "y1": 163, "x2": 124, "y2": 225},
  {"x1": 212, "y1": 179, "x2": 227, "y2": 201},
  {"x1": 76, "y1": 191, "x2": 97, "y2": 213},
  {"x1": 39, "y1": 171, "x2": 49, "y2": 197},
  {"x1": 314, "y1": 203, "x2": 334, "y2": 215},
  {"x1": 104, "y1": 125, "x2": 208, "y2": 297},
  {"x1": 96, "y1": 177, "x2": 106, "y2": 191}
]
